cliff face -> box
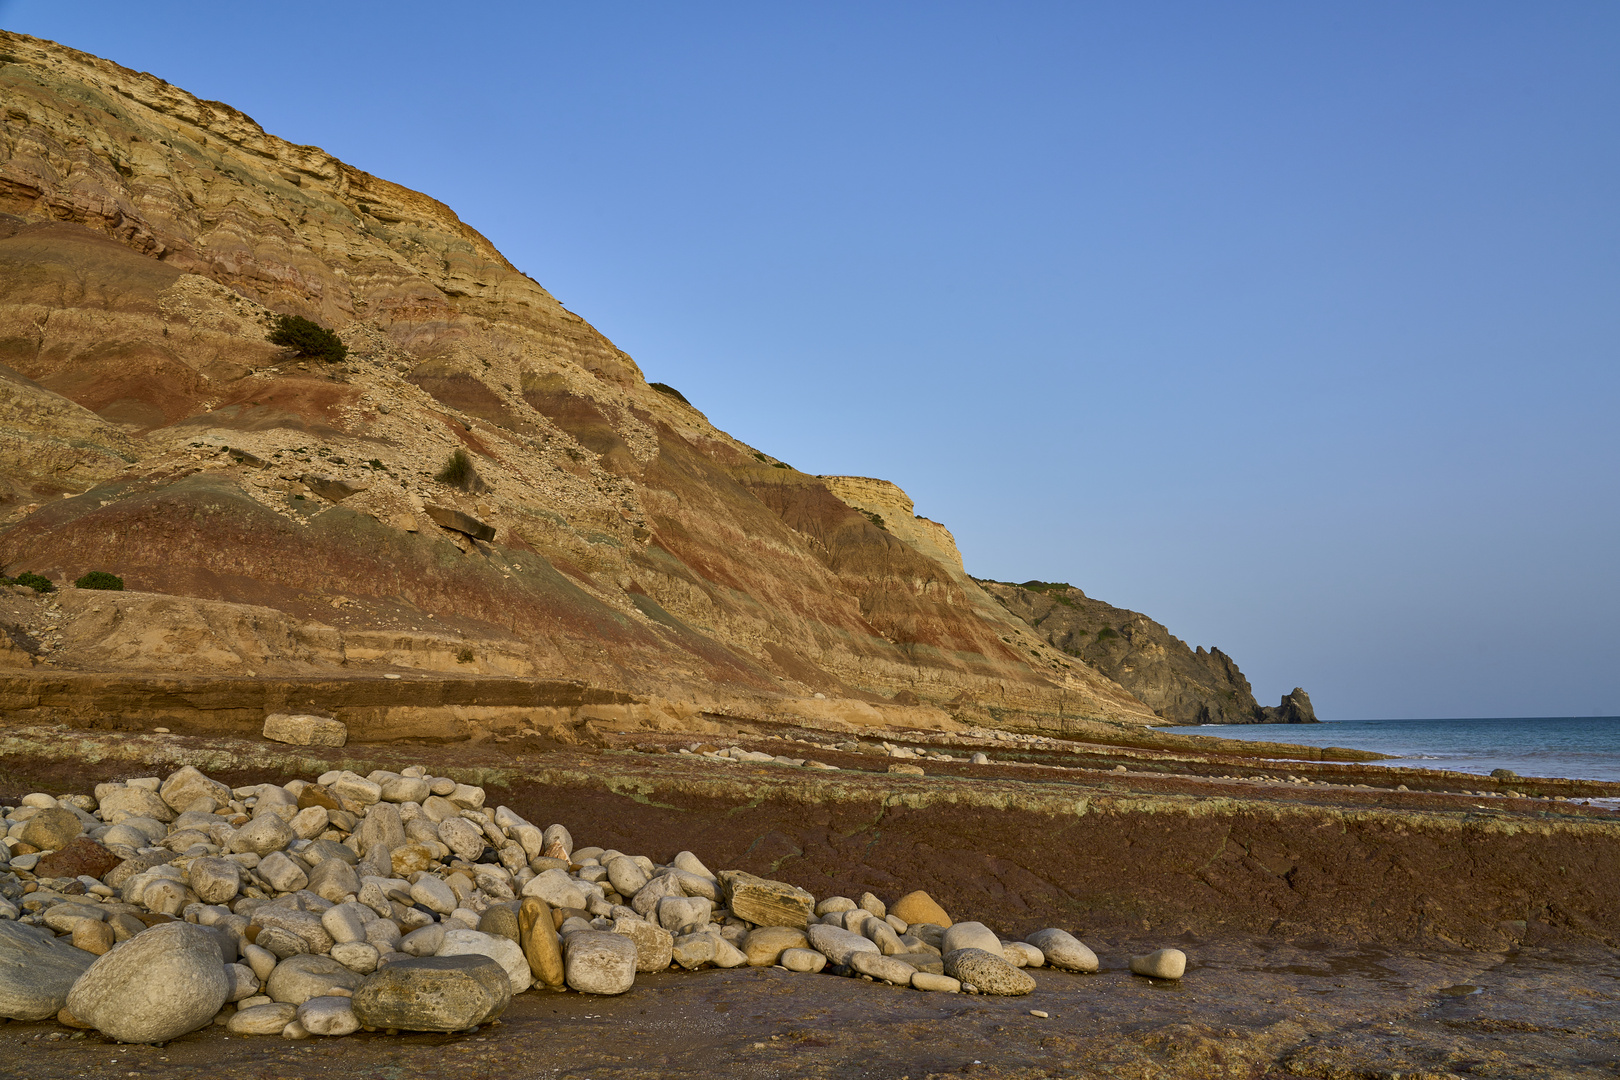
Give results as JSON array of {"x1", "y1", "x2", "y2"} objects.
[
  {"x1": 0, "y1": 31, "x2": 1157, "y2": 728},
  {"x1": 982, "y1": 580, "x2": 1316, "y2": 724}
]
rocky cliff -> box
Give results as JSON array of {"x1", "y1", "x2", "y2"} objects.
[
  {"x1": 981, "y1": 580, "x2": 1317, "y2": 724},
  {"x1": 0, "y1": 31, "x2": 1157, "y2": 730}
]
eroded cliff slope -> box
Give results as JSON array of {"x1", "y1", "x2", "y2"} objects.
[
  {"x1": 983, "y1": 579, "x2": 1316, "y2": 724},
  {"x1": 0, "y1": 31, "x2": 1155, "y2": 729}
]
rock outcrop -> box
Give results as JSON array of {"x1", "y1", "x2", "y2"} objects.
[
  {"x1": 0, "y1": 30, "x2": 1156, "y2": 730},
  {"x1": 981, "y1": 580, "x2": 1316, "y2": 724}
]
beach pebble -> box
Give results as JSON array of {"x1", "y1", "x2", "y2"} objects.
[
  {"x1": 411, "y1": 875, "x2": 458, "y2": 915},
  {"x1": 808, "y1": 923, "x2": 880, "y2": 965},
  {"x1": 523, "y1": 868, "x2": 587, "y2": 911},
  {"x1": 518, "y1": 897, "x2": 566, "y2": 988},
  {"x1": 780, "y1": 947, "x2": 827, "y2": 973},
  {"x1": 352, "y1": 954, "x2": 511, "y2": 1032},
  {"x1": 942, "y1": 948, "x2": 1035, "y2": 996},
  {"x1": 611, "y1": 915, "x2": 675, "y2": 972},
  {"x1": 159, "y1": 766, "x2": 233, "y2": 813},
  {"x1": 1025, "y1": 928, "x2": 1098, "y2": 973},
  {"x1": 70, "y1": 919, "x2": 114, "y2": 956},
  {"x1": 331, "y1": 941, "x2": 381, "y2": 974},
  {"x1": 562, "y1": 930, "x2": 637, "y2": 994},
  {"x1": 891, "y1": 891, "x2": 952, "y2": 928},
  {"x1": 66, "y1": 922, "x2": 230, "y2": 1043},
  {"x1": 229, "y1": 813, "x2": 294, "y2": 856},
  {"x1": 19, "y1": 807, "x2": 82, "y2": 851},
  {"x1": 437, "y1": 928, "x2": 532, "y2": 994},
  {"x1": 744, "y1": 925, "x2": 809, "y2": 967},
  {"x1": 606, "y1": 856, "x2": 649, "y2": 898},
  {"x1": 850, "y1": 952, "x2": 917, "y2": 985},
  {"x1": 671, "y1": 932, "x2": 717, "y2": 970},
  {"x1": 1002, "y1": 941, "x2": 1045, "y2": 968},
  {"x1": 223, "y1": 963, "x2": 260, "y2": 1001},
  {"x1": 941, "y1": 921, "x2": 1004, "y2": 958},
  {"x1": 228, "y1": 1002, "x2": 298, "y2": 1035},
  {"x1": 258, "y1": 851, "x2": 309, "y2": 893},
  {"x1": 266, "y1": 953, "x2": 364, "y2": 1005},
  {"x1": 911, "y1": 971, "x2": 960, "y2": 993},
  {"x1": 864, "y1": 918, "x2": 906, "y2": 956},
  {"x1": 298, "y1": 994, "x2": 360, "y2": 1036},
  {"x1": 657, "y1": 895, "x2": 713, "y2": 935},
  {"x1": 815, "y1": 896, "x2": 856, "y2": 916},
  {"x1": 1129, "y1": 949, "x2": 1187, "y2": 980}
]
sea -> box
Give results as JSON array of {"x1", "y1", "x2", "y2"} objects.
[{"x1": 1162, "y1": 715, "x2": 1620, "y2": 784}]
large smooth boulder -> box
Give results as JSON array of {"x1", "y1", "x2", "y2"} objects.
[
  {"x1": 66, "y1": 922, "x2": 230, "y2": 1043},
  {"x1": 0, "y1": 921, "x2": 97, "y2": 1020},
  {"x1": 562, "y1": 930, "x2": 637, "y2": 995},
  {"x1": 351, "y1": 954, "x2": 511, "y2": 1032},
  {"x1": 940, "y1": 921, "x2": 1004, "y2": 958},
  {"x1": 436, "y1": 928, "x2": 532, "y2": 994},
  {"x1": 1025, "y1": 928, "x2": 1097, "y2": 972},
  {"x1": 942, "y1": 948, "x2": 1035, "y2": 996}
]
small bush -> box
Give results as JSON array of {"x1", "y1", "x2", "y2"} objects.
[
  {"x1": 435, "y1": 448, "x2": 483, "y2": 492},
  {"x1": 861, "y1": 510, "x2": 887, "y2": 531},
  {"x1": 13, "y1": 572, "x2": 54, "y2": 593},
  {"x1": 74, "y1": 570, "x2": 124, "y2": 591},
  {"x1": 455, "y1": 647, "x2": 474, "y2": 664},
  {"x1": 267, "y1": 314, "x2": 348, "y2": 364}
]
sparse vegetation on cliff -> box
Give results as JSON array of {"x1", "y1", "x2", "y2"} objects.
[
  {"x1": 9, "y1": 571, "x2": 54, "y2": 593},
  {"x1": 267, "y1": 313, "x2": 348, "y2": 364},
  {"x1": 74, "y1": 570, "x2": 124, "y2": 590},
  {"x1": 435, "y1": 448, "x2": 483, "y2": 492}
]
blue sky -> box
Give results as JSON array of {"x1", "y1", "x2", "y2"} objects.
[{"x1": 4, "y1": 2, "x2": 1616, "y2": 718}]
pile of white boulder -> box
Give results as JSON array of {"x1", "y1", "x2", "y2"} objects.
[{"x1": 0, "y1": 764, "x2": 1184, "y2": 1044}]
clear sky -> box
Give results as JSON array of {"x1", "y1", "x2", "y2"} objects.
[{"x1": 4, "y1": 2, "x2": 1616, "y2": 719}]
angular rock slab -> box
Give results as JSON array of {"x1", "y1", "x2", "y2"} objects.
[
  {"x1": 67, "y1": 921, "x2": 230, "y2": 1043},
  {"x1": 943, "y1": 948, "x2": 1035, "y2": 996},
  {"x1": 718, "y1": 870, "x2": 814, "y2": 928},
  {"x1": 0, "y1": 921, "x2": 96, "y2": 1021},
  {"x1": 262, "y1": 713, "x2": 348, "y2": 748},
  {"x1": 352, "y1": 954, "x2": 512, "y2": 1032}
]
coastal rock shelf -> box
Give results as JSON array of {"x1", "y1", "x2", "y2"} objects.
[{"x1": 0, "y1": 765, "x2": 1136, "y2": 1043}]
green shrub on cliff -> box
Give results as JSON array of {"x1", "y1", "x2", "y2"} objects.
[
  {"x1": 11, "y1": 572, "x2": 54, "y2": 593},
  {"x1": 74, "y1": 570, "x2": 124, "y2": 590},
  {"x1": 267, "y1": 314, "x2": 348, "y2": 364}
]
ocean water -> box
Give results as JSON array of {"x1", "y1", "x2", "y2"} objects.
[{"x1": 1162, "y1": 716, "x2": 1620, "y2": 783}]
